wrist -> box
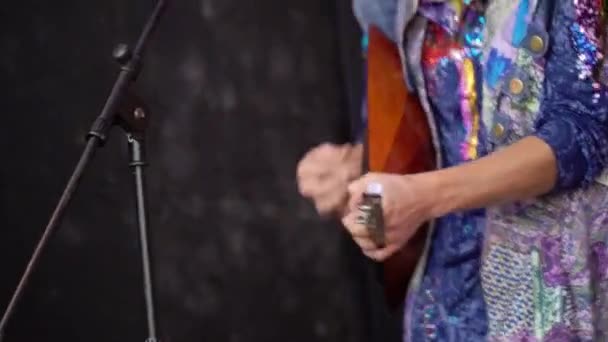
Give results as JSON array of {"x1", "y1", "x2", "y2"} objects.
[{"x1": 410, "y1": 169, "x2": 462, "y2": 219}]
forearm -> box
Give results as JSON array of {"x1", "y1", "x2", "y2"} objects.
[{"x1": 424, "y1": 136, "x2": 557, "y2": 218}]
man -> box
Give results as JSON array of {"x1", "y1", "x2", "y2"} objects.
[{"x1": 298, "y1": 0, "x2": 608, "y2": 341}]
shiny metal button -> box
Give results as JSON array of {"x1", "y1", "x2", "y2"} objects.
[
  {"x1": 529, "y1": 35, "x2": 545, "y2": 53},
  {"x1": 509, "y1": 78, "x2": 524, "y2": 95},
  {"x1": 493, "y1": 123, "x2": 505, "y2": 138}
]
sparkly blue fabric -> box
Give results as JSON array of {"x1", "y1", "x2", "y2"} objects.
[
  {"x1": 407, "y1": 6, "x2": 488, "y2": 340},
  {"x1": 353, "y1": 0, "x2": 489, "y2": 340},
  {"x1": 409, "y1": 212, "x2": 487, "y2": 341},
  {"x1": 533, "y1": 0, "x2": 608, "y2": 191}
]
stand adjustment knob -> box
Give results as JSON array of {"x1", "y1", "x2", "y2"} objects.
[{"x1": 113, "y1": 44, "x2": 132, "y2": 65}]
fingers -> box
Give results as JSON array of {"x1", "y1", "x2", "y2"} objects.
[
  {"x1": 341, "y1": 211, "x2": 370, "y2": 239},
  {"x1": 342, "y1": 209, "x2": 407, "y2": 262},
  {"x1": 297, "y1": 175, "x2": 320, "y2": 197},
  {"x1": 296, "y1": 159, "x2": 330, "y2": 186},
  {"x1": 346, "y1": 182, "x2": 364, "y2": 212},
  {"x1": 297, "y1": 166, "x2": 335, "y2": 198},
  {"x1": 362, "y1": 244, "x2": 399, "y2": 262},
  {"x1": 314, "y1": 190, "x2": 348, "y2": 217},
  {"x1": 353, "y1": 237, "x2": 377, "y2": 252},
  {"x1": 297, "y1": 144, "x2": 352, "y2": 195},
  {"x1": 299, "y1": 175, "x2": 350, "y2": 216},
  {"x1": 346, "y1": 173, "x2": 374, "y2": 211},
  {"x1": 300, "y1": 170, "x2": 345, "y2": 198},
  {"x1": 343, "y1": 212, "x2": 378, "y2": 252},
  {"x1": 342, "y1": 213, "x2": 406, "y2": 243},
  {"x1": 297, "y1": 162, "x2": 352, "y2": 216},
  {"x1": 305, "y1": 143, "x2": 348, "y2": 165},
  {"x1": 296, "y1": 143, "x2": 365, "y2": 217},
  {"x1": 296, "y1": 144, "x2": 330, "y2": 181}
]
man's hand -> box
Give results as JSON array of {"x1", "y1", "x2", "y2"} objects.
[
  {"x1": 297, "y1": 143, "x2": 363, "y2": 216},
  {"x1": 341, "y1": 172, "x2": 436, "y2": 261}
]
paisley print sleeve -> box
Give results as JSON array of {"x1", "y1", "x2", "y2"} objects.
[{"x1": 533, "y1": 0, "x2": 608, "y2": 190}]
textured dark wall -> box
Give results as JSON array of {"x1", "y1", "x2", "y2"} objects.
[{"x1": 0, "y1": 0, "x2": 402, "y2": 341}]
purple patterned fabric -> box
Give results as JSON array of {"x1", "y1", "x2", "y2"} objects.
[
  {"x1": 593, "y1": 242, "x2": 608, "y2": 280},
  {"x1": 540, "y1": 236, "x2": 570, "y2": 287}
]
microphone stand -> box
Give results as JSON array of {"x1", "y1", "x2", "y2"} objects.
[{"x1": 0, "y1": 1, "x2": 167, "y2": 341}]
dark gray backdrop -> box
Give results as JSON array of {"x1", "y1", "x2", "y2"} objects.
[{"x1": 0, "y1": 1, "x2": 400, "y2": 341}]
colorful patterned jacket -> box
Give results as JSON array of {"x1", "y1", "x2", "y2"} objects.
[{"x1": 353, "y1": 0, "x2": 608, "y2": 340}]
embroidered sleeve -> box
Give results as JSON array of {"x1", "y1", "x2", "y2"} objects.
[{"x1": 533, "y1": 0, "x2": 608, "y2": 190}]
